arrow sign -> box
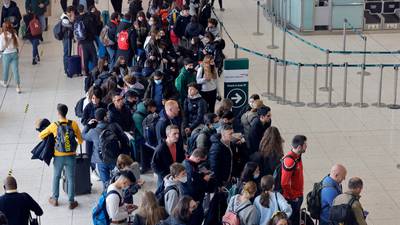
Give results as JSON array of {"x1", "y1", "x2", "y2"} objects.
[{"x1": 231, "y1": 93, "x2": 242, "y2": 104}]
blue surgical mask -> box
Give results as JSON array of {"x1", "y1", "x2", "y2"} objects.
[
  {"x1": 212, "y1": 122, "x2": 220, "y2": 129},
  {"x1": 154, "y1": 79, "x2": 162, "y2": 85},
  {"x1": 253, "y1": 173, "x2": 260, "y2": 180}
]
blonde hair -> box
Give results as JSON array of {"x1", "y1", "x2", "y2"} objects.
[
  {"x1": 202, "y1": 55, "x2": 217, "y2": 79},
  {"x1": 116, "y1": 154, "x2": 134, "y2": 170},
  {"x1": 250, "y1": 99, "x2": 264, "y2": 112},
  {"x1": 137, "y1": 191, "x2": 166, "y2": 225},
  {"x1": 242, "y1": 181, "x2": 257, "y2": 196}
]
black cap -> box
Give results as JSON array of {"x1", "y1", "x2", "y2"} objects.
[
  {"x1": 257, "y1": 106, "x2": 271, "y2": 116},
  {"x1": 222, "y1": 111, "x2": 234, "y2": 120},
  {"x1": 125, "y1": 89, "x2": 140, "y2": 98},
  {"x1": 95, "y1": 108, "x2": 107, "y2": 121}
]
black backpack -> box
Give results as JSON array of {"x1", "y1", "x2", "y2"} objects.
[
  {"x1": 329, "y1": 197, "x2": 356, "y2": 225},
  {"x1": 99, "y1": 125, "x2": 121, "y2": 164},
  {"x1": 55, "y1": 120, "x2": 78, "y2": 153},
  {"x1": 155, "y1": 180, "x2": 179, "y2": 207},
  {"x1": 53, "y1": 19, "x2": 65, "y2": 41},
  {"x1": 273, "y1": 155, "x2": 298, "y2": 192},
  {"x1": 142, "y1": 112, "x2": 160, "y2": 149},
  {"x1": 306, "y1": 178, "x2": 335, "y2": 219},
  {"x1": 75, "y1": 97, "x2": 85, "y2": 118},
  {"x1": 186, "y1": 127, "x2": 205, "y2": 155}
]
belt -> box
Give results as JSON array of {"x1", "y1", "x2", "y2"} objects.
[{"x1": 111, "y1": 219, "x2": 126, "y2": 224}]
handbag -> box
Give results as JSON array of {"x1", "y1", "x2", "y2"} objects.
[{"x1": 29, "y1": 213, "x2": 40, "y2": 225}]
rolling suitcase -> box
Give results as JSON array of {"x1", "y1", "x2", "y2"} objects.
[
  {"x1": 300, "y1": 208, "x2": 316, "y2": 225},
  {"x1": 63, "y1": 145, "x2": 91, "y2": 195},
  {"x1": 66, "y1": 42, "x2": 82, "y2": 78}
]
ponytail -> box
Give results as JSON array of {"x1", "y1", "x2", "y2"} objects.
[
  {"x1": 260, "y1": 191, "x2": 271, "y2": 208},
  {"x1": 259, "y1": 175, "x2": 275, "y2": 208}
]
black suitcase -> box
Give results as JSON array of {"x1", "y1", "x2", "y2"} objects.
[
  {"x1": 62, "y1": 146, "x2": 91, "y2": 195},
  {"x1": 66, "y1": 55, "x2": 82, "y2": 78},
  {"x1": 300, "y1": 208, "x2": 316, "y2": 225}
]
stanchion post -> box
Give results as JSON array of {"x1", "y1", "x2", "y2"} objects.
[
  {"x1": 372, "y1": 65, "x2": 386, "y2": 107},
  {"x1": 277, "y1": 61, "x2": 291, "y2": 105},
  {"x1": 323, "y1": 63, "x2": 337, "y2": 108},
  {"x1": 357, "y1": 36, "x2": 371, "y2": 76},
  {"x1": 338, "y1": 62, "x2": 352, "y2": 107},
  {"x1": 320, "y1": 50, "x2": 332, "y2": 91},
  {"x1": 267, "y1": 13, "x2": 279, "y2": 49},
  {"x1": 291, "y1": 64, "x2": 305, "y2": 107},
  {"x1": 234, "y1": 44, "x2": 238, "y2": 59},
  {"x1": 307, "y1": 64, "x2": 322, "y2": 108},
  {"x1": 354, "y1": 64, "x2": 369, "y2": 107},
  {"x1": 268, "y1": 58, "x2": 281, "y2": 101},
  {"x1": 343, "y1": 19, "x2": 347, "y2": 51},
  {"x1": 261, "y1": 55, "x2": 273, "y2": 97},
  {"x1": 388, "y1": 66, "x2": 400, "y2": 109},
  {"x1": 219, "y1": 21, "x2": 223, "y2": 38},
  {"x1": 253, "y1": 1, "x2": 264, "y2": 35}
]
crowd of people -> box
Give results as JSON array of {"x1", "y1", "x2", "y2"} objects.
[{"x1": 0, "y1": 0, "x2": 369, "y2": 225}]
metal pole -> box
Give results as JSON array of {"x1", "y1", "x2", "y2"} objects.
[
  {"x1": 307, "y1": 64, "x2": 322, "y2": 108},
  {"x1": 319, "y1": 50, "x2": 331, "y2": 91},
  {"x1": 372, "y1": 65, "x2": 386, "y2": 107},
  {"x1": 324, "y1": 63, "x2": 337, "y2": 107},
  {"x1": 234, "y1": 44, "x2": 238, "y2": 59},
  {"x1": 267, "y1": 13, "x2": 279, "y2": 49},
  {"x1": 219, "y1": 21, "x2": 223, "y2": 38},
  {"x1": 291, "y1": 64, "x2": 305, "y2": 107},
  {"x1": 277, "y1": 0, "x2": 290, "y2": 105},
  {"x1": 338, "y1": 62, "x2": 352, "y2": 107},
  {"x1": 253, "y1": 1, "x2": 264, "y2": 35},
  {"x1": 357, "y1": 36, "x2": 370, "y2": 76},
  {"x1": 354, "y1": 64, "x2": 368, "y2": 107},
  {"x1": 261, "y1": 55, "x2": 273, "y2": 97},
  {"x1": 269, "y1": 58, "x2": 281, "y2": 101},
  {"x1": 388, "y1": 66, "x2": 400, "y2": 109},
  {"x1": 343, "y1": 19, "x2": 347, "y2": 51}
]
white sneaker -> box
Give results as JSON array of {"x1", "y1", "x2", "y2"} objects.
[
  {"x1": 91, "y1": 170, "x2": 101, "y2": 181},
  {"x1": 16, "y1": 85, "x2": 21, "y2": 94},
  {"x1": 0, "y1": 80, "x2": 7, "y2": 88}
]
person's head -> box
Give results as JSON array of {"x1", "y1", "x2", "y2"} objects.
[
  {"x1": 89, "y1": 5, "x2": 98, "y2": 14},
  {"x1": 137, "y1": 191, "x2": 165, "y2": 225},
  {"x1": 164, "y1": 100, "x2": 180, "y2": 118},
  {"x1": 144, "y1": 99, "x2": 157, "y2": 113},
  {"x1": 348, "y1": 177, "x2": 363, "y2": 195},
  {"x1": 2, "y1": 21, "x2": 17, "y2": 47},
  {"x1": 330, "y1": 164, "x2": 347, "y2": 184},
  {"x1": 184, "y1": 58, "x2": 194, "y2": 71},
  {"x1": 153, "y1": 70, "x2": 164, "y2": 85},
  {"x1": 220, "y1": 98, "x2": 233, "y2": 112},
  {"x1": 3, "y1": 0, "x2": 10, "y2": 8},
  {"x1": 115, "y1": 170, "x2": 136, "y2": 189},
  {"x1": 77, "y1": 4, "x2": 85, "y2": 14},
  {"x1": 123, "y1": 13, "x2": 132, "y2": 22},
  {"x1": 190, "y1": 15, "x2": 198, "y2": 24},
  {"x1": 220, "y1": 124, "x2": 234, "y2": 143},
  {"x1": 57, "y1": 104, "x2": 68, "y2": 119},
  {"x1": 112, "y1": 93, "x2": 125, "y2": 110},
  {"x1": 241, "y1": 162, "x2": 260, "y2": 182},
  {"x1": 221, "y1": 111, "x2": 234, "y2": 125},
  {"x1": 116, "y1": 154, "x2": 134, "y2": 170},
  {"x1": 202, "y1": 55, "x2": 217, "y2": 79},
  {"x1": 207, "y1": 18, "x2": 218, "y2": 28},
  {"x1": 204, "y1": 113, "x2": 218, "y2": 128},
  {"x1": 249, "y1": 94, "x2": 260, "y2": 107},
  {"x1": 292, "y1": 135, "x2": 307, "y2": 154},
  {"x1": 189, "y1": 149, "x2": 207, "y2": 163},
  {"x1": 182, "y1": 5, "x2": 190, "y2": 16},
  {"x1": 66, "y1": 5, "x2": 75, "y2": 17},
  {"x1": 149, "y1": 15, "x2": 158, "y2": 26},
  {"x1": 257, "y1": 106, "x2": 272, "y2": 124},
  {"x1": 259, "y1": 126, "x2": 284, "y2": 158},
  {"x1": 3, "y1": 175, "x2": 17, "y2": 191},
  {"x1": 191, "y1": 36, "x2": 201, "y2": 46},
  {"x1": 250, "y1": 99, "x2": 263, "y2": 112},
  {"x1": 124, "y1": 89, "x2": 139, "y2": 106},
  {"x1": 91, "y1": 87, "x2": 103, "y2": 105},
  {"x1": 259, "y1": 175, "x2": 275, "y2": 207},
  {"x1": 268, "y1": 212, "x2": 290, "y2": 225},
  {"x1": 187, "y1": 82, "x2": 199, "y2": 97},
  {"x1": 116, "y1": 56, "x2": 126, "y2": 66},
  {"x1": 166, "y1": 124, "x2": 180, "y2": 144},
  {"x1": 137, "y1": 11, "x2": 146, "y2": 22},
  {"x1": 150, "y1": 28, "x2": 160, "y2": 41},
  {"x1": 95, "y1": 108, "x2": 107, "y2": 122},
  {"x1": 111, "y1": 12, "x2": 120, "y2": 22},
  {"x1": 203, "y1": 32, "x2": 215, "y2": 44},
  {"x1": 172, "y1": 196, "x2": 197, "y2": 222},
  {"x1": 241, "y1": 181, "x2": 257, "y2": 199},
  {"x1": 170, "y1": 163, "x2": 187, "y2": 183}
]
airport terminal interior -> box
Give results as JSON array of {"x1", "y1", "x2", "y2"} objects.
[{"x1": 1, "y1": 0, "x2": 400, "y2": 224}]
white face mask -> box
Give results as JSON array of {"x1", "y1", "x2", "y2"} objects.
[
  {"x1": 179, "y1": 175, "x2": 188, "y2": 183},
  {"x1": 3, "y1": 0, "x2": 10, "y2": 8}
]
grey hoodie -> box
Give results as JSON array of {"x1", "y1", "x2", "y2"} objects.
[
  {"x1": 164, "y1": 175, "x2": 184, "y2": 215},
  {"x1": 226, "y1": 195, "x2": 260, "y2": 225}
]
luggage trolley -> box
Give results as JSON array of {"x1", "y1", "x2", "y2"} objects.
[
  {"x1": 381, "y1": 1, "x2": 400, "y2": 29},
  {"x1": 364, "y1": 1, "x2": 383, "y2": 30}
]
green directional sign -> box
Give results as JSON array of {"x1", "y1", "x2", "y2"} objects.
[{"x1": 223, "y1": 58, "x2": 249, "y2": 115}]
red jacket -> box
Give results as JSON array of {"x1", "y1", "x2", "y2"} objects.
[{"x1": 281, "y1": 150, "x2": 304, "y2": 200}]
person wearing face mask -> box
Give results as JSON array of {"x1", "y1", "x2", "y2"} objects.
[
  {"x1": 1, "y1": 0, "x2": 21, "y2": 33},
  {"x1": 162, "y1": 196, "x2": 198, "y2": 225},
  {"x1": 134, "y1": 12, "x2": 150, "y2": 51},
  {"x1": 175, "y1": 58, "x2": 196, "y2": 105},
  {"x1": 123, "y1": 88, "x2": 141, "y2": 113},
  {"x1": 106, "y1": 170, "x2": 138, "y2": 225},
  {"x1": 280, "y1": 135, "x2": 307, "y2": 225},
  {"x1": 164, "y1": 163, "x2": 188, "y2": 215},
  {"x1": 234, "y1": 162, "x2": 261, "y2": 199},
  {"x1": 247, "y1": 106, "x2": 272, "y2": 155},
  {"x1": 189, "y1": 113, "x2": 218, "y2": 153},
  {"x1": 108, "y1": 92, "x2": 134, "y2": 132},
  {"x1": 144, "y1": 71, "x2": 179, "y2": 112},
  {"x1": 183, "y1": 82, "x2": 207, "y2": 137}
]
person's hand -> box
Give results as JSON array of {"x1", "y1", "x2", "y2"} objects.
[
  {"x1": 88, "y1": 119, "x2": 97, "y2": 125},
  {"x1": 203, "y1": 174, "x2": 211, "y2": 182},
  {"x1": 126, "y1": 204, "x2": 138, "y2": 213},
  {"x1": 137, "y1": 179, "x2": 145, "y2": 186}
]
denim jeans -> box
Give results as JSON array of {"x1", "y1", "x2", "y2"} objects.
[
  {"x1": 62, "y1": 38, "x2": 71, "y2": 74},
  {"x1": 106, "y1": 47, "x2": 116, "y2": 70},
  {"x1": 52, "y1": 156, "x2": 76, "y2": 202},
  {"x1": 288, "y1": 196, "x2": 303, "y2": 225},
  {"x1": 97, "y1": 162, "x2": 116, "y2": 189},
  {"x1": 38, "y1": 15, "x2": 46, "y2": 32},
  {"x1": 29, "y1": 38, "x2": 40, "y2": 59},
  {"x1": 2, "y1": 52, "x2": 20, "y2": 85}
]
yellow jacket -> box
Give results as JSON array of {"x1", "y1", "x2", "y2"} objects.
[{"x1": 38, "y1": 118, "x2": 83, "y2": 156}]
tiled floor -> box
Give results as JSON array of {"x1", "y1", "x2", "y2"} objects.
[{"x1": 1, "y1": 0, "x2": 400, "y2": 224}]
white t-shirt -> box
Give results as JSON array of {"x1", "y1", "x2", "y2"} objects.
[
  {"x1": 106, "y1": 184, "x2": 129, "y2": 222},
  {"x1": 0, "y1": 32, "x2": 18, "y2": 54}
]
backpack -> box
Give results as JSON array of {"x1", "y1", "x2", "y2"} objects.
[
  {"x1": 226, "y1": 180, "x2": 242, "y2": 204},
  {"x1": 53, "y1": 19, "x2": 64, "y2": 41},
  {"x1": 55, "y1": 120, "x2": 78, "y2": 153},
  {"x1": 142, "y1": 112, "x2": 160, "y2": 149},
  {"x1": 273, "y1": 155, "x2": 298, "y2": 192},
  {"x1": 329, "y1": 197, "x2": 356, "y2": 225},
  {"x1": 117, "y1": 29, "x2": 130, "y2": 50},
  {"x1": 187, "y1": 127, "x2": 205, "y2": 155},
  {"x1": 74, "y1": 20, "x2": 87, "y2": 41},
  {"x1": 74, "y1": 97, "x2": 85, "y2": 118},
  {"x1": 155, "y1": 180, "x2": 179, "y2": 207},
  {"x1": 19, "y1": 20, "x2": 27, "y2": 38},
  {"x1": 159, "y1": 9, "x2": 169, "y2": 29},
  {"x1": 222, "y1": 198, "x2": 251, "y2": 225},
  {"x1": 99, "y1": 125, "x2": 121, "y2": 164},
  {"x1": 29, "y1": 16, "x2": 42, "y2": 36},
  {"x1": 92, "y1": 190, "x2": 122, "y2": 225},
  {"x1": 100, "y1": 25, "x2": 114, "y2": 46},
  {"x1": 306, "y1": 179, "x2": 336, "y2": 220},
  {"x1": 167, "y1": 9, "x2": 179, "y2": 28}
]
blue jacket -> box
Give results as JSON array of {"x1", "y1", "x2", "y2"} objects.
[
  {"x1": 320, "y1": 175, "x2": 342, "y2": 222},
  {"x1": 155, "y1": 109, "x2": 182, "y2": 143}
]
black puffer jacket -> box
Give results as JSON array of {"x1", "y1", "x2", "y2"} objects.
[
  {"x1": 31, "y1": 119, "x2": 54, "y2": 165},
  {"x1": 151, "y1": 140, "x2": 185, "y2": 178},
  {"x1": 183, "y1": 94, "x2": 207, "y2": 130},
  {"x1": 184, "y1": 22, "x2": 203, "y2": 39},
  {"x1": 1, "y1": 1, "x2": 21, "y2": 31},
  {"x1": 107, "y1": 102, "x2": 134, "y2": 132},
  {"x1": 209, "y1": 133, "x2": 234, "y2": 187}
]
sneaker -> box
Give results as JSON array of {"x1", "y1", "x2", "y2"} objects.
[
  {"x1": 69, "y1": 201, "x2": 78, "y2": 210},
  {"x1": 16, "y1": 86, "x2": 21, "y2": 94},
  {"x1": 32, "y1": 59, "x2": 37, "y2": 65},
  {"x1": 91, "y1": 170, "x2": 101, "y2": 181},
  {"x1": 220, "y1": 8, "x2": 225, "y2": 11},
  {"x1": 0, "y1": 80, "x2": 6, "y2": 88},
  {"x1": 36, "y1": 55, "x2": 40, "y2": 62},
  {"x1": 48, "y1": 197, "x2": 58, "y2": 207}
]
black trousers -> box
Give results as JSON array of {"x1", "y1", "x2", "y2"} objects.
[
  {"x1": 211, "y1": 0, "x2": 223, "y2": 9},
  {"x1": 111, "y1": 0, "x2": 123, "y2": 14},
  {"x1": 200, "y1": 89, "x2": 217, "y2": 113},
  {"x1": 80, "y1": 41, "x2": 98, "y2": 74}
]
